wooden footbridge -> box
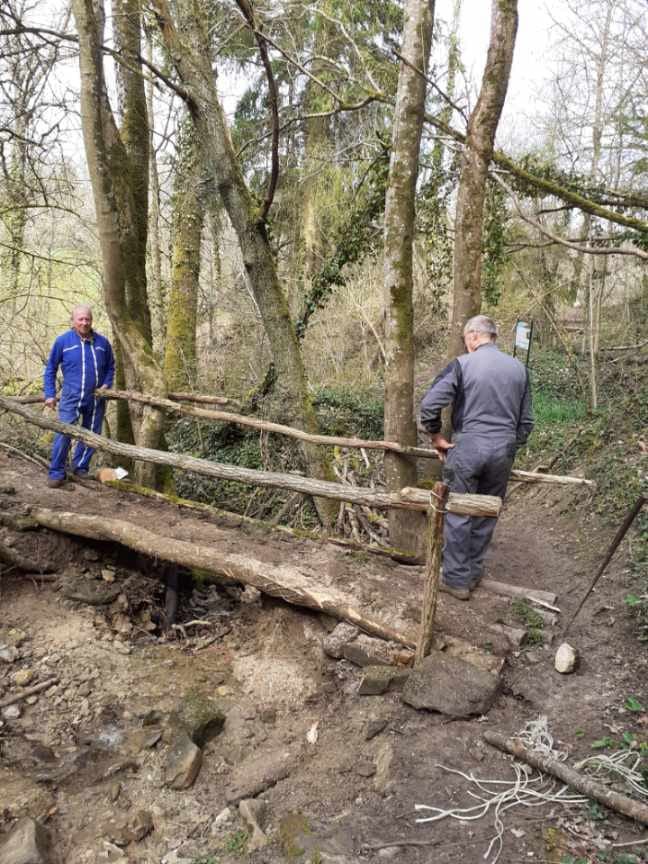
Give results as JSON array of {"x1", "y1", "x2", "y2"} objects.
[{"x1": 0, "y1": 391, "x2": 590, "y2": 662}]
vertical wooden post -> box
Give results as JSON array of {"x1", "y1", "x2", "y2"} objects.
[{"x1": 415, "y1": 481, "x2": 449, "y2": 664}]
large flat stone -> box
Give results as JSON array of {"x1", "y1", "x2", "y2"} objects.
[
  {"x1": 402, "y1": 651, "x2": 500, "y2": 717},
  {"x1": 0, "y1": 817, "x2": 52, "y2": 864}
]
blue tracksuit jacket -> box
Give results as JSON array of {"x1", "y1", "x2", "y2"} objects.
[
  {"x1": 44, "y1": 329, "x2": 115, "y2": 478},
  {"x1": 44, "y1": 329, "x2": 115, "y2": 407}
]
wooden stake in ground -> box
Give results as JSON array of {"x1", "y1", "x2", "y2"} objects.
[
  {"x1": 563, "y1": 494, "x2": 646, "y2": 636},
  {"x1": 415, "y1": 482, "x2": 449, "y2": 664},
  {"x1": 484, "y1": 730, "x2": 648, "y2": 826}
]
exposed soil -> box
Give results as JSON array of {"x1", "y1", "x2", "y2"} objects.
[{"x1": 1, "y1": 453, "x2": 647, "y2": 864}]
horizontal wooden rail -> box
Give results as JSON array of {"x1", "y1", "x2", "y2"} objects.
[
  {"x1": 96, "y1": 388, "x2": 594, "y2": 487},
  {"x1": 96, "y1": 387, "x2": 437, "y2": 459},
  {"x1": 0, "y1": 396, "x2": 501, "y2": 517}
]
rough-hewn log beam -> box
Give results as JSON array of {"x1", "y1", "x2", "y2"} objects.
[{"x1": 28, "y1": 506, "x2": 417, "y2": 648}]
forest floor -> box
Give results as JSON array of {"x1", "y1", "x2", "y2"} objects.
[{"x1": 1, "y1": 452, "x2": 647, "y2": 864}]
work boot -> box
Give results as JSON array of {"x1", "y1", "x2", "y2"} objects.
[
  {"x1": 439, "y1": 581, "x2": 471, "y2": 601},
  {"x1": 46, "y1": 477, "x2": 66, "y2": 488}
]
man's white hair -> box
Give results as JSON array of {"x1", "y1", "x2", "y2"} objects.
[
  {"x1": 71, "y1": 304, "x2": 93, "y2": 319},
  {"x1": 463, "y1": 314, "x2": 497, "y2": 339}
]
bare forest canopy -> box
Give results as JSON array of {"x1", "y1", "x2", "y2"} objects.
[{"x1": 0, "y1": 0, "x2": 646, "y2": 536}]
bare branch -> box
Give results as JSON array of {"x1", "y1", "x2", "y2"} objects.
[{"x1": 493, "y1": 172, "x2": 648, "y2": 261}]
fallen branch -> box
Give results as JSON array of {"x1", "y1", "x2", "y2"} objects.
[
  {"x1": 0, "y1": 677, "x2": 59, "y2": 708},
  {"x1": 483, "y1": 731, "x2": 648, "y2": 826},
  {"x1": 25, "y1": 507, "x2": 418, "y2": 648},
  {"x1": 0, "y1": 541, "x2": 56, "y2": 574}
]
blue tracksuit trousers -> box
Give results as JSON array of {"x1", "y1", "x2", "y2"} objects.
[{"x1": 48, "y1": 397, "x2": 106, "y2": 480}]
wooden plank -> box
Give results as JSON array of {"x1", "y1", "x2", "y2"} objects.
[{"x1": 479, "y1": 578, "x2": 557, "y2": 606}]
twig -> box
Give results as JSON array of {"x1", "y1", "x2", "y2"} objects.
[
  {"x1": 0, "y1": 677, "x2": 59, "y2": 708},
  {"x1": 0, "y1": 440, "x2": 49, "y2": 469}
]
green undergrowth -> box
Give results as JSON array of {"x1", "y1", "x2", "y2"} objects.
[{"x1": 166, "y1": 385, "x2": 384, "y2": 520}]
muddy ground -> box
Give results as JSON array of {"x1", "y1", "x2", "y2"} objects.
[{"x1": 1, "y1": 453, "x2": 647, "y2": 864}]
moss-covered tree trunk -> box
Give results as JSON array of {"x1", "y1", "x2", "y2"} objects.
[
  {"x1": 447, "y1": 0, "x2": 518, "y2": 360},
  {"x1": 72, "y1": 0, "x2": 166, "y2": 486},
  {"x1": 383, "y1": 0, "x2": 434, "y2": 554},
  {"x1": 152, "y1": 0, "x2": 337, "y2": 525},
  {"x1": 163, "y1": 115, "x2": 206, "y2": 391}
]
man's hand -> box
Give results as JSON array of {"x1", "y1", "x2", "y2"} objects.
[
  {"x1": 430, "y1": 433, "x2": 454, "y2": 462},
  {"x1": 44, "y1": 398, "x2": 56, "y2": 410}
]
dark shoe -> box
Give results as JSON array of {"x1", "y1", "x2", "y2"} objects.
[
  {"x1": 72, "y1": 469, "x2": 89, "y2": 478},
  {"x1": 47, "y1": 477, "x2": 66, "y2": 488},
  {"x1": 439, "y1": 581, "x2": 471, "y2": 601}
]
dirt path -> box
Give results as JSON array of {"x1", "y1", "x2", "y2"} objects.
[{"x1": 1, "y1": 455, "x2": 646, "y2": 864}]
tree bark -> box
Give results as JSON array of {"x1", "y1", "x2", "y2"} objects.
[
  {"x1": 447, "y1": 0, "x2": 518, "y2": 359},
  {"x1": 383, "y1": 0, "x2": 435, "y2": 554},
  {"x1": 163, "y1": 113, "x2": 206, "y2": 391},
  {"x1": 72, "y1": 0, "x2": 166, "y2": 486},
  {"x1": 150, "y1": 0, "x2": 337, "y2": 525}
]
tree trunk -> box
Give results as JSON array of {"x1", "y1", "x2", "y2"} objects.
[
  {"x1": 151, "y1": 0, "x2": 337, "y2": 525},
  {"x1": 163, "y1": 114, "x2": 206, "y2": 391},
  {"x1": 447, "y1": 0, "x2": 518, "y2": 359},
  {"x1": 383, "y1": 0, "x2": 435, "y2": 554},
  {"x1": 72, "y1": 0, "x2": 166, "y2": 486},
  {"x1": 145, "y1": 25, "x2": 166, "y2": 353}
]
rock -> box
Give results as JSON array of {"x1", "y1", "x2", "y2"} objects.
[
  {"x1": 0, "y1": 817, "x2": 52, "y2": 864},
  {"x1": 374, "y1": 742, "x2": 394, "y2": 794},
  {"x1": 83, "y1": 548, "x2": 100, "y2": 562},
  {"x1": 378, "y1": 847, "x2": 400, "y2": 859},
  {"x1": 358, "y1": 666, "x2": 410, "y2": 696},
  {"x1": 0, "y1": 485, "x2": 16, "y2": 495},
  {"x1": 0, "y1": 645, "x2": 17, "y2": 664},
  {"x1": 125, "y1": 810, "x2": 154, "y2": 843},
  {"x1": 211, "y1": 807, "x2": 233, "y2": 832},
  {"x1": 62, "y1": 582, "x2": 121, "y2": 606},
  {"x1": 355, "y1": 762, "x2": 376, "y2": 778},
  {"x1": 322, "y1": 623, "x2": 360, "y2": 659},
  {"x1": 169, "y1": 690, "x2": 227, "y2": 747},
  {"x1": 225, "y1": 749, "x2": 295, "y2": 804},
  {"x1": 164, "y1": 730, "x2": 203, "y2": 789},
  {"x1": 239, "y1": 799, "x2": 268, "y2": 852},
  {"x1": 401, "y1": 651, "x2": 500, "y2": 717},
  {"x1": 5, "y1": 629, "x2": 27, "y2": 648},
  {"x1": 103, "y1": 810, "x2": 153, "y2": 846},
  {"x1": 2, "y1": 705, "x2": 21, "y2": 720},
  {"x1": 101, "y1": 568, "x2": 116, "y2": 582},
  {"x1": 11, "y1": 669, "x2": 34, "y2": 687},
  {"x1": 365, "y1": 719, "x2": 388, "y2": 741},
  {"x1": 554, "y1": 642, "x2": 577, "y2": 674},
  {"x1": 342, "y1": 634, "x2": 398, "y2": 668}
]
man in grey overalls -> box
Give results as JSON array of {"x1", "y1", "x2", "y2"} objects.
[{"x1": 420, "y1": 315, "x2": 534, "y2": 600}]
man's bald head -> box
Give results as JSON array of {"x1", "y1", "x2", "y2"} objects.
[{"x1": 71, "y1": 305, "x2": 93, "y2": 338}]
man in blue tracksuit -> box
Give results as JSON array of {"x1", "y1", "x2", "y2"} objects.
[
  {"x1": 44, "y1": 305, "x2": 115, "y2": 487},
  {"x1": 420, "y1": 315, "x2": 534, "y2": 600}
]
